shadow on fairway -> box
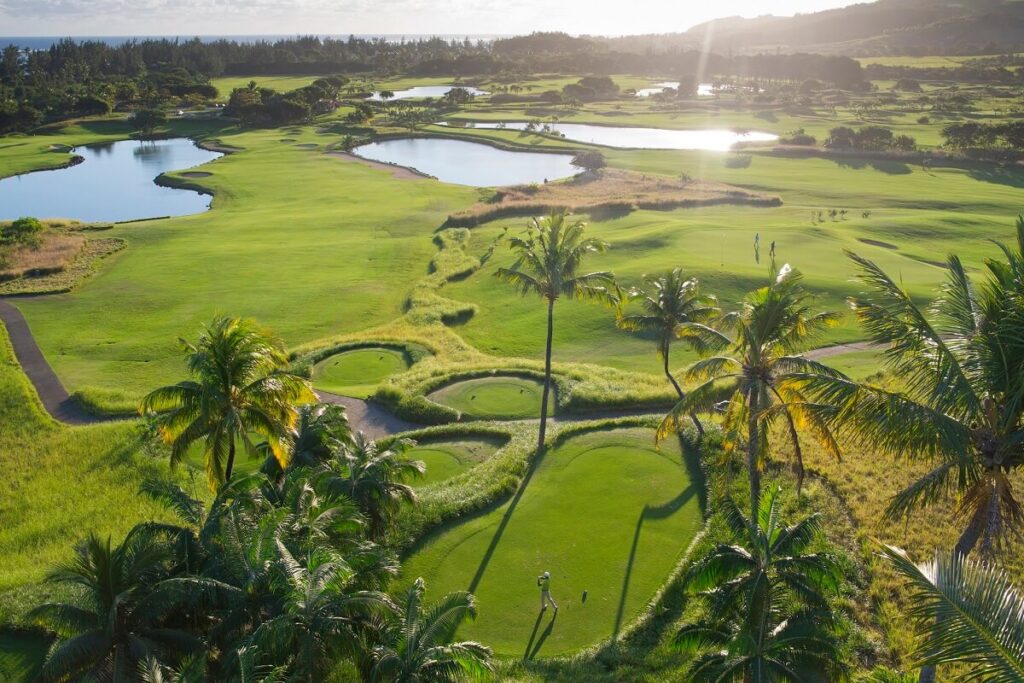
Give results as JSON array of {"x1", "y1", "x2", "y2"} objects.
[
  {"x1": 468, "y1": 440, "x2": 548, "y2": 593},
  {"x1": 524, "y1": 610, "x2": 558, "y2": 660},
  {"x1": 612, "y1": 433, "x2": 706, "y2": 637}
]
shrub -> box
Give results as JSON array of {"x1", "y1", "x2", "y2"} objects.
[
  {"x1": 2, "y1": 217, "x2": 43, "y2": 247},
  {"x1": 571, "y1": 150, "x2": 606, "y2": 173},
  {"x1": 780, "y1": 128, "x2": 816, "y2": 146}
]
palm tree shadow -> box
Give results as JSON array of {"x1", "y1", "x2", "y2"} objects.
[
  {"x1": 527, "y1": 610, "x2": 558, "y2": 660},
  {"x1": 611, "y1": 434, "x2": 706, "y2": 637},
  {"x1": 467, "y1": 445, "x2": 548, "y2": 594}
]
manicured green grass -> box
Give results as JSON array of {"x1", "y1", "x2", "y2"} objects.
[
  {"x1": 428, "y1": 376, "x2": 550, "y2": 419},
  {"x1": 824, "y1": 349, "x2": 886, "y2": 381},
  {"x1": 409, "y1": 437, "x2": 504, "y2": 486},
  {"x1": 7, "y1": 122, "x2": 477, "y2": 404},
  {"x1": 401, "y1": 427, "x2": 704, "y2": 656},
  {"x1": 313, "y1": 347, "x2": 411, "y2": 397}
]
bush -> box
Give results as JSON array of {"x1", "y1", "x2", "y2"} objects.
[
  {"x1": 571, "y1": 150, "x2": 606, "y2": 173},
  {"x1": 2, "y1": 217, "x2": 43, "y2": 247},
  {"x1": 780, "y1": 128, "x2": 816, "y2": 146},
  {"x1": 131, "y1": 108, "x2": 166, "y2": 135}
]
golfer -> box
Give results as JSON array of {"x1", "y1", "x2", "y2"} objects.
[{"x1": 537, "y1": 571, "x2": 558, "y2": 611}]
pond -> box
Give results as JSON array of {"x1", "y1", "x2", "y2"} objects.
[
  {"x1": 439, "y1": 121, "x2": 777, "y2": 151},
  {"x1": 369, "y1": 85, "x2": 488, "y2": 101},
  {"x1": 351, "y1": 138, "x2": 580, "y2": 186},
  {"x1": 0, "y1": 138, "x2": 222, "y2": 222},
  {"x1": 635, "y1": 81, "x2": 716, "y2": 97}
]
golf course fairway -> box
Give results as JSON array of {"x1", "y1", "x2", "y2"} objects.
[
  {"x1": 427, "y1": 376, "x2": 550, "y2": 419},
  {"x1": 313, "y1": 347, "x2": 411, "y2": 397},
  {"x1": 401, "y1": 427, "x2": 704, "y2": 656},
  {"x1": 408, "y1": 436, "x2": 505, "y2": 486}
]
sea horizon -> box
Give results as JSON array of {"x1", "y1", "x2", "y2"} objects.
[{"x1": 0, "y1": 34, "x2": 511, "y2": 50}]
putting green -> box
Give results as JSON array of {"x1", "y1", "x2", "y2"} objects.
[
  {"x1": 401, "y1": 428, "x2": 704, "y2": 657},
  {"x1": 408, "y1": 437, "x2": 504, "y2": 486},
  {"x1": 313, "y1": 347, "x2": 411, "y2": 398},
  {"x1": 428, "y1": 376, "x2": 551, "y2": 419}
]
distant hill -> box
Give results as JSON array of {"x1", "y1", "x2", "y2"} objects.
[{"x1": 606, "y1": 0, "x2": 1024, "y2": 56}]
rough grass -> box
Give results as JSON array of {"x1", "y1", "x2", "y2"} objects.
[
  {"x1": 0, "y1": 237, "x2": 125, "y2": 296},
  {"x1": 0, "y1": 325, "x2": 176, "y2": 620},
  {"x1": 444, "y1": 168, "x2": 781, "y2": 227}
]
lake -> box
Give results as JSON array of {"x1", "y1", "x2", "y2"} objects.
[
  {"x1": 0, "y1": 138, "x2": 222, "y2": 222},
  {"x1": 438, "y1": 121, "x2": 778, "y2": 151},
  {"x1": 351, "y1": 138, "x2": 580, "y2": 186},
  {"x1": 369, "y1": 85, "x2": 488, "y2": 101},
  {"x1": 635, "y1": 81, "x2": 716, "y2": 97}
]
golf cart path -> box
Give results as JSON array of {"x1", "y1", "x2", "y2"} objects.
[
  {"x1": 0, "y1": 300, "x2": 105, "y2": 425},
  {"x1": 1, "y1": 297, "x2": 879, "y2": 434},
  {"x1": 315, "y1": 390, "x2": 421, "y2": 439},
  {"x1": 803, "y1": 341, "x2": 882, "y2": 360}
]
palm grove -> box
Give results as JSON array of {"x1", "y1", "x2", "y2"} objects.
[{"x1": 17, "y1": 211, "x2": 1024, "y2": 681}]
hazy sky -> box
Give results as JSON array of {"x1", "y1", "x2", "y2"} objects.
[{"x1": 0, "y1": 0, "x2": 862, "y2": 38}]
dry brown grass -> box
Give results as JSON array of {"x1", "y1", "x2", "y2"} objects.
[
  {"x1": 0, "y1": 237, "x2": 124, "y2": 295},
  {"x1": 0, "y1": 232, "x2": 85, "y2": 280},
  {"x1": 444, "y1": 168, "x2": 782, "y2": 227}
]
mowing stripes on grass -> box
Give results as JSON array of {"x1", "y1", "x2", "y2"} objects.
[
  {"x1": 427, "y1": 376, "x2": 550, "y2": 419},
  {"x1": 313, "y1": 347, "x2": 411, "y2": 397},
  {"x1": 400, "y1": 427, "x2": 704, "y2": 656}
]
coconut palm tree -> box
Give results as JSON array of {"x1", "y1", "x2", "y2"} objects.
[
  {"x1": 249, "y1": 542, "x2": 391, "y2": 683},
  {"x1": 140, "y1": 316, "x2": 314, "y2": 491},
  {"x1": 617, "y1": 267, "x2": 718, "y2": 436},
  {"x1": 805, "y1": 226, "x2": 1024, "y2": 559},
  {"x1": 323, "y1": 433, "x2": 425, "y2": 541},
  {"x1": 882, "y1": 544, "x2": 1024, "y2": 681},
  {"x1": 29, "y1": 524, "x2": 201, "y2": 682},
  {"x1": 496, "y1": 211, "x2": 615, "y2": 451},
  {"x1": 676, "y1": 487, "x2": 845, "y2": 682},
  {"x1": 658, "y1": 265, "x2": 843, "y2": 515},
  {"x1": 369, "y1": 577, "x2": 491, "y2": 682}
]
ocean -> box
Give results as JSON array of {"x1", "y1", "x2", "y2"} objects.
[{"x1": 0, "y1": 34, "x2": 508, "y2": 50}]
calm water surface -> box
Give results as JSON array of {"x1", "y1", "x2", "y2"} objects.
[
  {"x1": 440, "y1": 121, "x2": 777, "y2": 151},
  {"x1": 369, "y1": 85, "x2": 488, "y2": 101},
  {"x1": 352, "y1": 138, "x2": 579, "y2": 186},
  {"x1": 0, "y1": 138, "x2": 222, "y2": 222}
]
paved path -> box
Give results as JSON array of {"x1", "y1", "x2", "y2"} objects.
[
  {"x1": 0, "y1": 296, "x2": 882, "y2": 435},
  {"x1": 803, "y1": 341, "x2": 882, "y2": 360},
  {"x1": 316, "y1": 390, "x2": 421, "y2": 439},
  {"x1": 0, "y1": 300, "x2": 103, "y2": 425}
]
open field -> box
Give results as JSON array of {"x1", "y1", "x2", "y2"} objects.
[{"x1": 401, "y1": 427, "x2": 704, "y2": 656}]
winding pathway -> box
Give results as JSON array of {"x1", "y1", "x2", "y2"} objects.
[
  {"x1": 0, "y1": 298, "x2": 883, "y2": 436},
  {"x1": 0, "y1": 300, "x2": 103, "y2": 425}
]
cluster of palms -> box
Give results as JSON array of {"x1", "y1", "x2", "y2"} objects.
[
  {"x1": 27, "y1": 317, "x2": 491, "y2": 682},
  {"x1": 500, "y1": 211, "x2": 1024, "y2": 680}
]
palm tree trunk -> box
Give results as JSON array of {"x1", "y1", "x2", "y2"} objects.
[
  {"x1": 225, "y1": 438, "x2": 236, "y2": 483},
  {"x1": 663, "y1": 343, "x2": 703, "y2": 438},
  {"x1": 747, "y1": 387, "x2": 761, "y2": 519},
  {"x1": 537, "y1": 297, "x2": 555, "y2": 453}
]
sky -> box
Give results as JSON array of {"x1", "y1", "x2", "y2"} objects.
[{"x1": 0, "y1": 0, "x2": 865, "y2": 38}]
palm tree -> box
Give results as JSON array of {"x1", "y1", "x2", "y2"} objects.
[
  {"x1": 249, "y1": 542, "x2": 391, "y2": 683},
  {"x1": 325, "y1": 433, "x2": 425, "y2": 541},
  {"x1": 676, "y1": 487, "x2": 845, "y2": 681},
  {"x1": 369, "y1": 577, "x2": 491, "y2": 682},
  {"x1": 659, "y1": 265, "x2": 843, "y2": 515},
  {"x1": 29, "y1": 524, "x2": 201, "y2": 682},
  {"x1": 617, "y1": 267, "x2": 718, "y2": 437},
  {"x1": 496, "y1": 210, "x2": 615, "y2": 451},
  {"x1": 805, "y1": 224, "x2": 1024, "y2": 559},
  {"x1": 882, "y1": 544, "x2": 1024, "y2": 681},
  {"x1": 140, "y1": 316, "x2": 314, "y2": 491}
]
